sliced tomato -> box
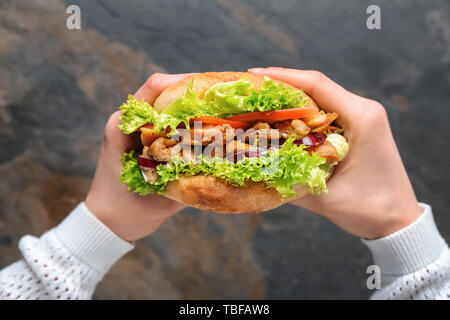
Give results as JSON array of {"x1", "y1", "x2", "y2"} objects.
[
  {"x1": 226, "y1": 107, "x2": 319, "y2": 123},
  {"x1": 190, "y1": 116, "x2": 251, "y2": 129}
]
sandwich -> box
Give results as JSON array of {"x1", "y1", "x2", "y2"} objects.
[{"x1": 118, "y1": 72, "x2": 349, "y2": 213}]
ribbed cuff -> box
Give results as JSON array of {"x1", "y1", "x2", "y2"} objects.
[
  {"x1": 53, "y1": 202, "x2": 134, "y2": 274},
  {"x1": 362, "y1": 203, "x2": 446, "y2": 276}
]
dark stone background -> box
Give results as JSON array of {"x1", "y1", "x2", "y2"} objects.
[{"x1": 0, "y1": 0, "x2": 449, "y2": 299}]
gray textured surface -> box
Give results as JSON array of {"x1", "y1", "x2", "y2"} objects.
[{"x1": 0, "y1": 0, "x2": 449, "y2": 299}]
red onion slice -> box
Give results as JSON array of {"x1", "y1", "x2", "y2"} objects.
[
  {"x1": 226, "y1": 148, "x2": 268, "y2": 163},
  {"x1": 138, "y1": 156, "x2": 163, "y2": 169},
  {"x1": 294, "y1": 132, "x2": 327, "y2": 146}
]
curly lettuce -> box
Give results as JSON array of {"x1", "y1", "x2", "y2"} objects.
[
  {"x1": 119, "y1": 94, "x2": 157, "y2": 134},
  {"x1": 120, "y1": 139, "x2": 330, "y2": 199},
  {"x1": 119, "y1": 77, "x2": 309, "y2": 135},
  {"x1": 244, "y1": 77, "x2": 309, "y2": 112}
]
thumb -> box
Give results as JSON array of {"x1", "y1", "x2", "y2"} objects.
[{"x1": 103, "y1": 111, "x2": 140, "y2": 159}]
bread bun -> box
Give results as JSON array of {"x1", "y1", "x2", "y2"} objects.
[{"x1": 153, "y1": 72, "x2": 328, "y2": 214}]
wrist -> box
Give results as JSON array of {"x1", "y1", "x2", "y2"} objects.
[
  {"x1": 84, "y1": 193, "x2": 182, "y2": 241},
  {"x1": 52, "y1": 202, "x2": 134, "y2": 273},
  {"x1": 362, "y1": 203, "x2": 446, "y2": 275},
  {"x1": 94, "y1": 209, "x2": 168, "y2": 242},
  {"x1": 84, "y1": 195, "x2": 134, "y2": 242},
  {"x1": 366, "y1": 196, "x2": 423, "y2": 240}
]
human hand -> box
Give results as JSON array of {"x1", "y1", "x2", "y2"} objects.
[
  {"x1": 249, "y1": 67, "x2": 422, "y2": 239},
  {"x1": 85, "y1": 73, "x2": 194, "y2": 241}
]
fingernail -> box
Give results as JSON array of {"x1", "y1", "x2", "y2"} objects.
[{"x1": 248, "y1": 68, "x2": 265, "y2": 74}]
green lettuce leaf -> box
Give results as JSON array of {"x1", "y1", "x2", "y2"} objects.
[
  {"x1": 118, "y1": 95, "x2": 157, "y2": 134},
  {"x1": 244, "y1": 76, "x2": 309, "y2": 112},
  {"x1": 119, "y1": 77, "x2": 310, "y2": 135},
  {"x1": 119, "y1": 151, "x2": 160, "y2": 195},
  {"x1": 201, "y1": 78, "x2": 255, "y2": 116},
  {"x1": 160, "y1": 81, "x2": 208, "y2": 131},
  {"x1": 119, "y1": 95, "x2": 181, "y2": 136},
  {"x1": 120, "y1": 139, "x2": 330, "y2": 199}
]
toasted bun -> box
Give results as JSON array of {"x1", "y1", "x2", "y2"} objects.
[
  {"x1": 164, "y1": 175, "x2": 311, "y2": 214},
  {"x1": 154, "y1": 72, "x2": 327, "y2": 214}
]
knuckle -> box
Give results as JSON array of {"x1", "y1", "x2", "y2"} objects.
[
  {"x1": 309, "y1": 70, "x2": 329, "y2": 84},
  {"x1": 146, "y1": 73, "x2": 164, "y2": 90},
  {"x1": 267, "y1": 66, "x2": 286, "y2": 71},
  {"x1": 364, "y1": 101, "x2": 388, "y2": 124}
]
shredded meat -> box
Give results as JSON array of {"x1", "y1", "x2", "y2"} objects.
[
  {"x1": 226, "y1": 140, "x2": 251, "y2": 154},
  {"x1": 140, "y1": 124, "x2": 167, "y2": 146},
  {"x1": 308, "y1": 140, "x2": 339, "y2": 165},
  {"x1": 143, "y1": 112, "x2": 340, "y2": 165},
  {"x1": 181, "y1": 148, "x2": 198, "y2": 163},
  {"x1": 188, "y1": 124, "x2": 234, "y2": 145},
  {"x1": 148, "y1": 137, "x2": 181, "y2": 162},
  {"x1": 246, "y1": 121, "x2": 281, "y2": 144},
  {"x1": 141, "y1": 167, "x2": 158, "y2": 184},
  {"x1": 204, "y1": 142, "x2": 226, "y2": 158},
  {"x1": 252, "y1": 121, "x2": 270, "y2": 130},
  {"x1": 303, "y1": 112, "x2": 339, "y2": 132},
  {"x1": 272, "y1": 119, "x2": 310, "y2": 139}
]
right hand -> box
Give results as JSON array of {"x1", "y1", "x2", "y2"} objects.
[
  {"x1": 249, "y1": 67, "x2": 422, "y2": 239},
  {"x1": 85, "y1": 73, "x2": 195, "y2": 242}
]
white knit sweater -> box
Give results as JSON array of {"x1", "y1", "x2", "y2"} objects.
[{"x1": 0, "y1": 203, "x2": 448, "y2": 300}]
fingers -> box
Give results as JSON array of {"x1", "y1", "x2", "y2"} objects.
[
  {"x1": 103, "y1": 111, "x2": 131, "y2": 157},
  {"x1": 248, "y1": 67, "x2": 360, "y2": 122},
  {"x1": 134, "y1": 73, "x2": 197, "y2": 105}
]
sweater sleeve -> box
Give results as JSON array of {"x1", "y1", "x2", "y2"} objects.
[
  {"x1": 0, "y1": 203, "x2": 134, "y2": 300},
  {"x1": 362, "y1": 203, "x2": 450, "y2": 300}
]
